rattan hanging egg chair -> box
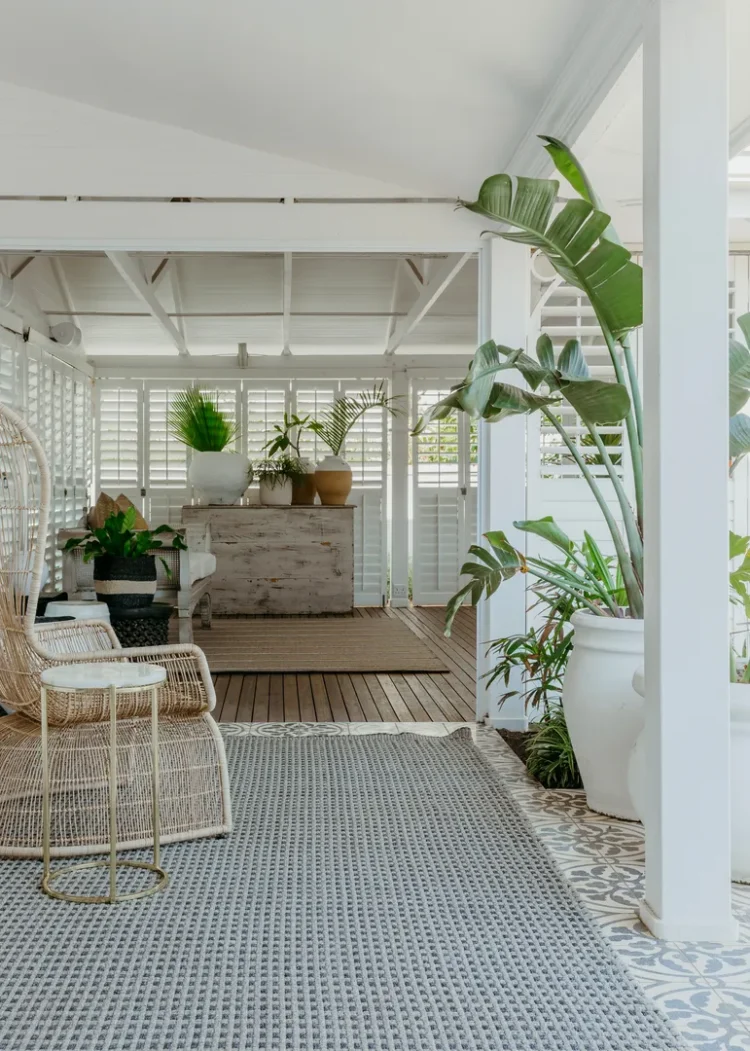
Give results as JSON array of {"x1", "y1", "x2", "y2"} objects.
[{"x1": 0, "y1": 401, "x2": 231, "y2": 857}]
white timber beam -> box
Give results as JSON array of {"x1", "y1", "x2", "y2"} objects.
[
  {"x1": 403, "y1": 257, "x2": 424, "y2": 291},
  {"x1": 384, "y1": 259, "x2": 402, "y2": 351},
  {"x1": 641, "y1": 0, "x2": 736, "y2": 942},
  {"x1": 505, "y1": 4, "x2": 643, "y2": 178},
  {"x1": 476, "y1": 237, "x2": 528, "y2": 729},
  {"x1": 386, "y1": 253, "x2": 470, "y2": 355},
  {"x1": 282, "y1": 252, "x2": 293, "y2": 357},
  {"x1": 50, "y1": 257, "x2": 87, "y2": 357},
  {"x1": 0, "y1": 201, "x2": 484, "y2": 254},
  {"x1": 150, "y1": 257, "x2": 171, "y2": 289},
  {"x1": 106, "y1": 250, "x2": 189, "y2": 356}
]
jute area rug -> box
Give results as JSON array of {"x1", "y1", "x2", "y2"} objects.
[
  {"x1": 194, "y1": 616, "x2": 449, "y2": 673},
  {"x1": 0, "y1": 728, "x2": 683, "y2": 1051}
]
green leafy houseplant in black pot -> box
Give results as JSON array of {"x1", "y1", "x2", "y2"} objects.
[{"x1": 63, "y1": 507, "x2": 186, "y2": 611}]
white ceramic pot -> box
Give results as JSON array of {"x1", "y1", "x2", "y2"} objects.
[
  {"x1": 314, "y1": 454, "x2": 352, "y2": 506},
  {"x1": 189, "y1": 451, "x2": 250, "y2": 505},
  {"x1": 629, "y1": 680, "x2": 750, "y2": 882},
  {"x1": 259, "y1": 478, "x2": 293, "y2": 506},
  {"x1": 562, "y1": 610, "x2": 644, "y2": 819}
]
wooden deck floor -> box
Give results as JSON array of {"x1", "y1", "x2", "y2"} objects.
[{"x1": 210, "y1": 606, "x2": 476, "y2": 723}]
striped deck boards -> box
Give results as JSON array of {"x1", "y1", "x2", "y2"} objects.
[{"x1": 209, "y1": 606, "x2": 476, "y2": 723}]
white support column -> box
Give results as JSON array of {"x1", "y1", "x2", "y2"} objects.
[
  {"x1": 476, "y1": 238, "x2": 529, "y2": 729},
  {"x1": 390, "y1": 368, "x2": 410, "y2": 607},
  {"x1": 641, "y1": 0, "x2": 736, "y2": 942}
]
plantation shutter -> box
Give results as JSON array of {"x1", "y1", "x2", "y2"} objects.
[
  {"x1": 525, "y1": 280, "x2": 628, "y2": 562},
  {"x1": 245, "y1": 384, "x2": 289, "y2": 462},
  {"x1": 411, "y1": 383, "x2": 475, "y2": 604},
  {"x1": 339, "y1": 382, "x2": 388, "y2": 606},
  {"x1": 96, "y1": 383, "x2": 144, "y2": 511},
  {"x1": 144, "y1": 384, "x2": 191, "y2": 524},
  {"x1": 292, "y1": 385, "x2": 336, "y2": 464}
]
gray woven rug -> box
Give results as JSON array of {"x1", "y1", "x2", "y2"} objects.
[{"x1": 0, "y1": 729, "x2": 683, "y2": 1051}]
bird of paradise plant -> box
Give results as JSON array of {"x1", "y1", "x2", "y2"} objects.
[{"x1": 414, "y1": 136, "x2": 750, "y2": 633}]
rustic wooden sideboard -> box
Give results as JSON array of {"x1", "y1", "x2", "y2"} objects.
[{"x1": 181, "y1": 504, "x2": 354, "y2": 615}]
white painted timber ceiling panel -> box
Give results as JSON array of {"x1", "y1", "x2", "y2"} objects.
[
  {"x1": 181, "y1": 317, "x2": 283, "y2": 354},
  {"x1": 292, "y1": 257, "x2": 396, "y2": 313},
  {"x1": 79, "y1": 316, "x2": 178, "y2": 354},
  {"x1": 400, "y1": 316, "x2": 476, "y2": 348},
  {"x1": 175, "y1": 256, "x2": 282, "y2": 312}
]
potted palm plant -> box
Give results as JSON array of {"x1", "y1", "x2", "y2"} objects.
[
  {"x1": 169, "y1": 388, "x2": 251, "y2": 504},
  {"x1": 63, "y1": 506, "x2": 186, "y2": 611},
  {"x1": 263, "y1": 413, "x2": 317, "y2": 505},
  {"x1": 255, "y1": 454, "x2": 308, "y2": 506},
  {"x1": 310, "y1": 384, "x2": 402, "y2": 505}
]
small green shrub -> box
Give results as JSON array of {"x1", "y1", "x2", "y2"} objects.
[{"x1": 525, "y1": 707, "x2": 582, "y2": 790}]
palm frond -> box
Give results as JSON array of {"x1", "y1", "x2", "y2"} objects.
[
  {"x1": 168, "y1": 389, "x2": 239, "y2": 452},
  {"x1": 309, "y1": 383, "x2": 403, "y2": 456}
]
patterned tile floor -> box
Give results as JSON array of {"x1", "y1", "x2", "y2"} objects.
[{"x1": 222, "y1": 720, "x2": 750, "y2": 1051}]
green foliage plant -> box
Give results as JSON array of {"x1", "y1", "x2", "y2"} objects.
[
  {"x1": 254, "y1": 454, "x2": 308, "y2": 490},
  {"x1": 310, "y1": 384, "x2": 403, "y2": 457},
  {"x1": 168, "y1": 389, "x2": 239, "y2": 452},
  {"x1": 63, "y1": 507, "x2": 186, "y2": 563},
  {"x1": 263, "y1": 413, "x2": 312, "y2": 458},
  {"x1": 525, "y1": 706, "x2": 582, "y2": 790}
]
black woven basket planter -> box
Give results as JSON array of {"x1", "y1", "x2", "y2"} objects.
[
  {"x1": 110, "y1": 603, "x2": 173, "y2": 648},
  {"x1": 93, "y1": 554, "x2": 157, "y2": 611}
]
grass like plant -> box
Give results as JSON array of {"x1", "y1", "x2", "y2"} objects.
[
  {"x1": 168, "y1": 389, "x2": 239, "y2": 452},
  {"x1": 525, "y1": 707, "x2": 582, "y2": 790},
  {"x1": 254, "y1": 454, "x2": 308, "y2": 489}
]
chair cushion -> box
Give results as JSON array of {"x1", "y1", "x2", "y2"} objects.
[{"x1": 189, "y1": 552, "x2": 216, "y2": 585}]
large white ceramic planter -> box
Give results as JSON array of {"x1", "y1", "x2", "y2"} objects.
[
  {"x1": 629, "y1": 679, "x2": 750, "y2": 882},
  {"x1": 189, "y1": 451, "x2": 250, "y2": 505},
  {"x1": 259, "y1": 478, "x2": 293, "y2": 506},
  {"x1": 562, "y1": 611, "x2": 644, "y2": 820},
  {"x1": 314, "y1": 455, "x2": 352, "y2": 506}
]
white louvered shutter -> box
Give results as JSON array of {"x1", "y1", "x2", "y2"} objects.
[
  {"x1": 246, "y1": 384, "x2": 289, "y2": 462},
  {"x1": 145, "y1": 385, "x2": 190, "y2": 524},
  {"x1": 97, "y1": 384, "x2": 144, "y2": 511},
  {"x1": 340, "y1": 383, "x2": 388, "y2": 606},
  {"x1": 526, "y1": 281, "x2": 629, "y2": 561},
  {"x1": 411, "y1": 383, "x2": 475, "y2": 604}
]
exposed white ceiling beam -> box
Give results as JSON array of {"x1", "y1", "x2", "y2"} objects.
[
  {"x1": 168, "y1": 259, "x2": 188, "y2": 353},
  {"x1": 386, "y1": 252, "x2": 470, "y2": 355},
  {"x1": 106, "y1": 250, "x2": 189, "y2": 356},
  {"x1": 403, "y1": 257, "x2": 424, "y2": 290},
  {"x1": 384, "y1": 258, "x2": 402, "y2": 350},
  {"x1": 50, "y1": 256, "x2": 87, "y2": 357},
  {"x1": 10, "y1": 255, "x2": 35, "y2": 279},
  {"x1": 150, "y1": 256, "x2": 170, "y2": 288},
  {"x1": 504, "y1": 5, "x2": 643, "y2": 179},
  {"x1": 282, "y1": 251, "x2": 292, "y2": 356}
]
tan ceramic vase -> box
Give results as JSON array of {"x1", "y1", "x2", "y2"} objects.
[{"x1": 314, "y1": 455, "x2": 352, "y2": 506}]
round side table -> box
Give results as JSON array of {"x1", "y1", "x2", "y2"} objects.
[
  {"x1": 43, "y1": 600, "x2": 111, "y2": 623},
  {"x1": 39, "y1": 661, "x2": 169, "y2": 904}
]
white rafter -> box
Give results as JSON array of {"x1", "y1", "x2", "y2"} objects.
[
  {"x1": 282, "y1": 251, "x2": 293, "y2": 356},
  {"x1": 504, "y1": 5, "x2": 643, "y2": 178},
  {"x1": 386, "y1": 252, "x2": 470, "y2": 355},
  {"x1": 384, "y1": 258, "x2": 402, "y2": 351},
  {"x1": 50, "y1": 256, "x2": 86, "y2": 355},
  {"x1": 106, "y1": 250, "x2": 189, "y2": 356}
]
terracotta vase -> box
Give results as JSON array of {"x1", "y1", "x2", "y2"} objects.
[
  {"x1": 314, "y1": 455, "x2": 352, "y2": 506},
  {"x1": 292, "y1": 460, "x2": 317, "y2": 506}
]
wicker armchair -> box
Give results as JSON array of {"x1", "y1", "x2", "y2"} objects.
[{"x1": 0, "y1": 402, "x2": 231, "y2": 858}]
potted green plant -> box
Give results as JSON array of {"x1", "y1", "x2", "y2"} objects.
[
  {"x1": 418, "y1": 136, "x2": 750, "y2": 819},
  {"x1": 169, "y1": 388, "x2": 250, "y2": 505},
  {"x1": 255, "y1": 454, "x2": 308, "y2": 506},
  {"x1": 310, "y1": 384, "x2": 403, "y2": 505},
  {"x1": 63, "y1": 506, "x2": 186, "y2": 611},
  {"x1": 263, "y1": 413, "x2": 317, "y2": 505}
]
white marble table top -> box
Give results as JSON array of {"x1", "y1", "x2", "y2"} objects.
[
  {"x1": 43, "y1": 600, "x2": 111, "y2": 623},
  {"x1": 41, "y1": 662, "x2": 167, "y2": 690}
]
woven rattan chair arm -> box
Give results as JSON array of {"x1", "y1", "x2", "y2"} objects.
[
  {"x1": 122, "y1": 643, "x2": 215, "y2": 714},
  {"x1": 33, "y1": 619, "x2": 121, "y2": 656}
]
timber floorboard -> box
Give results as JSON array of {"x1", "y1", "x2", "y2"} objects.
[{"x1": 206, "y1": 606, "x2": 476, "y2": 723}]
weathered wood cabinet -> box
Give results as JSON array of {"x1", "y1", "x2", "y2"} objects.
[{"x1": 181, "y1": 505, "x2": 354, "y2": 615}]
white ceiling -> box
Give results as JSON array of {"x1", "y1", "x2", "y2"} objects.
[
  {"x1": 6, "y1": 252, "x2": 478, "y2": 357},
  {"x1": 0, "y1": 0, "x2": 596, "y2": 196}
]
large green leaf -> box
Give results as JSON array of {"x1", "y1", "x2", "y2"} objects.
[
  {"x1": 730, "y1": 338, "x2": 750, "y2": 417},
  {"x1": 556, "y1": 339, "x2": 589, "y2": 380},
  {"x1": 539, "y1": 135, "x2": 622, "y2": 247},
  {"x1": 463, "y1": 340, "x2": 502, "y2": 416},
  {"x1": 559, "y1": 378, "x2": 631, "y2": 424},
  {"x1": 512, "y1": 517, "x2": 573, "y2": 555},
  {"x1": 465, "y1": 175, "x2": 642, "y2": 339},
  {"x1": 730, "y1": 413, "x2": 750, "y2": 462},
  {"x1": 739, "y1": 312, "x2": 750, "y2": 350}
]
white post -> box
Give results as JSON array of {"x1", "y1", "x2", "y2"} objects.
[
  {"x1": 641, "y1": 0, "x2": 736, "y2": 941},
  {"x1": 476, "y1": 238, "x2": 529, "y2": 729},
  {"x1": 390, "y1": 367, "x2": 410, "y2": 607}
]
